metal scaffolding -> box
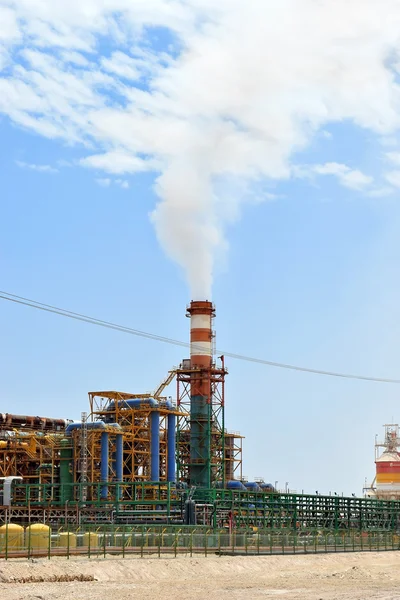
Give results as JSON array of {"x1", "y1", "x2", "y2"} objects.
[
  {"x1": 0, "y1": 430, "x2": 61, "y2": 487},
  {"x1": 176, "y1": 358, "x2": 227, "y2": 488},
  {"x1": 2, "y1": 482, "x2": 400, "y2": 533},
  {"x1": 224, "y1": 431, "x2": 243, "y2": 482},
  {"x1": 88, "y1": 391, "x2": 179, "y2": 486}
]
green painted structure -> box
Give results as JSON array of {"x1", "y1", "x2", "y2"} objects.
[{"x1": 3, "y1": 481, "x2": 400, "y2": 532}]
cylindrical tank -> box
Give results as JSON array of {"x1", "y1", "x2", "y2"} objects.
[
  {"x1": 26, "y1": 523, "x2": 51, "y2": 550},
  {"x1": 150, "y1": 411, "x2": 160, "y2": 481},
  {"x1": 83, "y1": 531, "x2": 98, "y2": 548},
  {"x1": 376, "y1": 451, "x2": 400, "y2": 492},
  {"x1": 59, "y1": 438, "x2": 74, "y2": 503},
  {"x1": 0, "y1": 413, "x2": 66, "y2": 431},
  {"x1": 167, "y1": 412, "x2": 176, "y2": 482},
  {"x1": 58, "y1": 532, "x2": 77, "y2": 549},
  {"x1": 244, "y1": 482, "x2": 262, "y2": 492},
  {"x1": 100, "y1": 432, "x2": 109, "y2": 500},
  {"x1": 227, "y1": 480, "x2": 247, "y2": 491},
  {"x1": 0, "y1": 523, "x2": 24, "y2": 551},
  {"x1": 259, "y1": 483, "x2": 275, "y2": 493}
]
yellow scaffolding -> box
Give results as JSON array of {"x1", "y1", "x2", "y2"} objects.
[
  {"x1": 0, "y1": 431, "x2": 63, "y2": 490},
  {"x1": 88, "y1": 391, "x2": 180, "y2": 484}
]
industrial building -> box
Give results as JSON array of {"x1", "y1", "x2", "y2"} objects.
[{"x1": 0, "y1": 301, "x2": 399, "y2": 532}]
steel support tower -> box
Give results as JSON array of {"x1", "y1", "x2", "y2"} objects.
[{"x1": 176, "y1": 301, "x2": 226, "y2": 488}]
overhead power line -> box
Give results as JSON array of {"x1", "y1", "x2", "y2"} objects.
[{"x1": 0, "y1": 290, "x2": 399, "y2": 384}]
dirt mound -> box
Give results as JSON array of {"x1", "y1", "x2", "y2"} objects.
[{"x1": 1, "y1": 552, "x2": 400, "y2": 599}]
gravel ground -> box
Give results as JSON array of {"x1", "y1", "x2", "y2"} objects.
[{"x1": 1, "y1": 551, "x2": 400, "y2": 599}]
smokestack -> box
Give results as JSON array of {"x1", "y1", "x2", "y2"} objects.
[
  {"x1": 187, "y1": 300, "x2": 215, "y2": 488},
  {"x1": 188, "y1": 300, "x2": 214, "y2": 369}
]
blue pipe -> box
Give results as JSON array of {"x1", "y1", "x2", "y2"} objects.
[
  {"x1": 150, "y1": 411, "x2": 160, "y2": 481},
  {"x1": 66, "y1": 422, "x2": 105, "y2": 433},
  {"x1": 101, "y1": 432, "x2": 109, "y2": 499},
  {"x1": 107, "y1": 398, "x2": 159, "y2": 411},
  {"x1": 65, "y1": 422, "x2": 122, "y2": 433},
  {"x1": 104, "y1": 399, "x2": 159, "y2": 423},
  {"x1": 115, "y1": 434, "x2": 123, "y2": 482},
  {"x1": 167, "y1": 412, "x2": 176, "y2": 482}
]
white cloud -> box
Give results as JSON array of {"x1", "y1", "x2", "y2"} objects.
[
  {"x1": 16, "y1": 160, "x2": 58, "y2": 173},
  {"x1": 316, "y1": 163, "x2": 373, "y2": 190},
  {"x1": 101, "y1": 50, "x2": 164, "y2": 82},
  {"x1": 386, "y1": 152, "x2": 400, "y2": 166},
  {"x1": 115, "y1": 179, "x2": 129, "y2": 189},
  {"x1": 0, "y1": 7, "x2": 21, "y2": 45},
  {"x1": 57, "y1": 159, "x2": 73, "y2": 168},
  {"x1": 367, "y1": 186, "x2": 394, "y2": 198},
  {"x1": 81, "y1": 151, "x2": 158, "y2": 174},
  {"x1": 385, "y1": 171, "x2": 400, "y2": 188},
  {"x1": 94, "y1": 177, "x2": 130, "y2": 189},
  {"x1": 95, "y1": 177, "x2": 111, "y2": 187},
  {"x1": 101, "y1": 52, "x2": 141, "y2": 81},
  {"x1": 60, "y1": 51, "x2": 89, "y2": 67},
  {"x1": 303, "y1": 162, "x2": 374, "y2": 191},
  {"x1": 2, "y1": 1, "x2": 400, "y2": 295},
  {"x1": 380, "y1": 137, "x2": 399, "y2": 147},
  {"x1": 0, "y1": 6, "x2": 21, "y2": 69},
  {"x1": 95, "y1": 177, "x2": 129, "y2": 189}
]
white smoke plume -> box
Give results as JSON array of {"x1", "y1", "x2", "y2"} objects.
[{"x1": 1, "y1": 0, "x2": 400, "y2": 297}]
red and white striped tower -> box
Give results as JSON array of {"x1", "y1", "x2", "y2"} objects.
[
  {"x1": 188, "y1": 301, "x2": 214, "y2": 370},
  {"x1": 187, "y1": 301, "x2": 215, "y2": 487}
]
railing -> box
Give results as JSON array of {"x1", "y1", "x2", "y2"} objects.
[
  {"x1": 1, "y1": 527, "x2": 400, "y2": 560},
  {"x1": 5, "y1": 483, "x2": 400, "y2": 531}
]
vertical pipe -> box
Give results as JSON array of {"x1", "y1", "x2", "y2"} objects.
[
  {"x1": 100, "y1": 432, "x2": 109, "y2": 500},
  {"x1": 115, "y1": 434, "x2": 123, "y2": 482},
  {"x1": 167, "y1": 413, "x2": 176, "y2": 482},
  {"x1": 60, "y1": 439, "x2": 73, "y2": 503},
  {"x1": 151, "y1": 411, "x2": 160, "y2": 481},
  {"x1": 221, "y1": 355, "x2": 226, "y2": 488}
]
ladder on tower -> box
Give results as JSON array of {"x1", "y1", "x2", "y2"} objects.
[
  {"x1": 80, "y1": 411, "x2": 88, "y2": 503},
  {"x1": 153, "y1": 369, "x2": 178, "y2": 400}
]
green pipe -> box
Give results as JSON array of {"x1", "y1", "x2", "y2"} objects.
[{"x1": 60, "y1": 439, "x2": 73, "y2": 503}]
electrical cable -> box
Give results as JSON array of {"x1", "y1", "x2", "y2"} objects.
[{"x1": 1, "y1": 290, "x2": 399, "y2": 384}]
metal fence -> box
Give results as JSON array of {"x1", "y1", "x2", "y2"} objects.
[{"x1": 1, "y1": 526, "x2": 400, "y2": 559}]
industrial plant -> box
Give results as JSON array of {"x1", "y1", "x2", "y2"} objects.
[{"x1": 0, "y1": 301, "x2": 399, "y2": 534}]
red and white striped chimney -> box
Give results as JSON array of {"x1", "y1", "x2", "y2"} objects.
[{"x1": 187, "y1": 301, "x2": 215, "y2": 369}]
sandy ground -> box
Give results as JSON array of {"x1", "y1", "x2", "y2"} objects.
[{"x1": 1, "y1": 552, "x2": 400, "y2": 599}]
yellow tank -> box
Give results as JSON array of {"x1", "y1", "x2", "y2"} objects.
[
  {"x1": 83, "y1": 532, "x2": 99, "y2": 548},
  {"x1": 58, "y1": 532, "x2": 77, "y2": 549},
  {"x1": 26, "y1": 523, "x2": 51, "y2": 550},
  {"x1": 0, "y1": 523, "x2": 24, "y2": 552}
]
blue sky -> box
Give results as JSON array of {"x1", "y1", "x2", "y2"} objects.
[{"x1": 2, "y1": 1, "x2": 400, "y2": 496}]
